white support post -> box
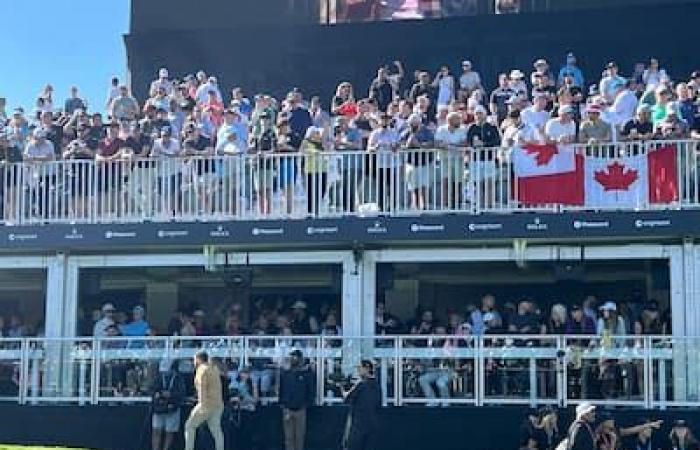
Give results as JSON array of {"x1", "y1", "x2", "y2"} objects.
[
  {"x1": 341, "y1": 252, "x2": 363, "y2": 377},
  {"x1": 45, "y1": 253, "x2": 67, "y2": 399},
  {"x1": 669, "y1": 245, "x2": 687, "y2": 402}
]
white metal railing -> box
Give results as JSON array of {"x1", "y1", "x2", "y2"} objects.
[
  {"x1": 0, "y1": 334, "x2": 697, "y2": 409},
  {"x1": 2, "y1": 139, "x2": 698, "y2": 225}
]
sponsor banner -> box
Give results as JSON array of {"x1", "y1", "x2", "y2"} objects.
[{"x1": 0, "y1": 211, "x2": 695, "y2": 251}]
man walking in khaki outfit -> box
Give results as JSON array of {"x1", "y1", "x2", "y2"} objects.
[
  {"x1": 279, "y1": 349, "x2": 316, "y2": 450},
  {"x1": 184, "y1": 351, "x2": 225, "y2": 450}
]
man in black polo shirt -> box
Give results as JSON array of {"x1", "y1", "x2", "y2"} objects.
[
  {"x1": 466, "y1": 106, "x2": 501, "y2": 209},
  {"x1": 369, "y1": 67, "x2": 395, "y2": 113},
  {"x1": 279, "y1": 350, "x2": 315, "y2": 450},
  {"x1": 490, "y1": 73, "x2": 515, "y2": 125},
  {"x1": 342, "y1": 360, "x2": 381, "y2": 450}
]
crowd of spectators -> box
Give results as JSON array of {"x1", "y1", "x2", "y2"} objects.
[{"x1": 1, "y1": 54, "x2": 699, "y2": 218}]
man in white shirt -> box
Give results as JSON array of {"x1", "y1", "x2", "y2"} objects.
[
  {"x1": 93, "y1": 303, "x2": 117, "y2": 337},
  {"x1": 602, "y1": 79, "x2": 638, "y2": 142},
  {"x1": 368, "y1": 113, "x2": 399, "y2": 212},
  {"x1": 196, "y1": 77, "x2": 223, "y2": 105},
  {"x1": 599, "y1": 62, "x2": 625, "y2": 105},
  {"x1": 459, "y1": 60, "x2": 482, "y2": 100},
  {"x1": 24, "y1": 129, "x2": 55, "y2": 162},
  {"x1": 152, "y1": 126, "x2": 182, "y2": 216},
  {"x1": 150, "y1": 68, "x2": 174, "y2": 98},
  {"x1": 435, "y1": 111, "x2": 468, "y2": 209},
  {"x1": 520, "y1": 94, "x2": 550, "y2": 133},
  {"x1": 545, "y1": 105, "x2": 577, "y2": 144}
]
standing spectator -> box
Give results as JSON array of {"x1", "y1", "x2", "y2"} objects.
[
  {"x1": 567, "y1": 402, "x2": 597, "y2": 450},
  {"x1": 597, "y1": 302, "x2": 626, "y2": 337},
  {"x1": 401, "y1": 113, "x2": 434, "y2": 211},
  {"x1": 603, "y1": 79, "x2": 638, "y2": 139},
  {"x1": 333, "y1": 115, "x2": 362, "y2": 212},
  {"x1": 579, "y1": 104, "x2": 612, "y2": 143},
  {"x1": 520, "y1": 94, "x2": 550, "y2": 134},
  {"x1": 375, "y1": 302, "x2": 402, "y2": 335},
  {"x1": 110, "y1": 85, "x2": 140, "y2": 122},
  {"x1": 24, "y1": 128, "x2": 55, "y2": 163},
  {"x1": 286, "y1": 91, "x2": 313, "y2": 150},
  {"x1": 93, "y1": 303, "x2": 117, "y2": 337},
  {"x1": 279, "y1": 350, "x2": 315, "y2": 450},
  {"x1": 435, "y1": 111, "x2": 467, "y2": 209},
  {"x1": 490, "y1": 73, "x2": 515, "y2": 124},
  {"x1": 300, "y1": 127, "x2": 328, "y2": 216},
  {"x1": 634, "y1": 301, "x2": 666, "y2": 335},
  {"x1": 467, "y1": 105, "x2": 500, "y2": 208},
  {"x1": 531, "y1": 59, "x2": 554, "y2": 87},
  {"x1": 151, "y1": 126, "x2": 182, "y2": 216},
  {"x1": 106, "y1": 77, "x2": 121, "y2": 110},
  {"x1": 196, "y1": 76, "x2": 223, "y2": 105},
  {"x1": 230, "y1": 87, "x2": 252, "y2": 117},
  {"x1": 309, "y1": 96, "x2": 331, "y2": 129},
  {"x1": 676, "y1": 83, "x2": 697, "y2": 129},
  {"x1": 332, "y1": 82, "x2": 357, "y2": 116},
  {"x1": 150, "y1": 68, "x2": 174, "y2": 98},
  {"x1": 369, "y1": 67, "x2": 395, "y2": 113},
  {"x1": 509, "y1": 70, "x2": 529, "y2": 98},
  {"x1": 470, "y1": 294, "x2": 503, "y2": 335},
  {"x1": 342, "y1": 360, "x2": 381, "y2": 450},
  {"x1": 544, "y1": 304, "x2": 567, "y2": 334},
  {"x1": 642, "y1": 58, "x2": 668, "y2": 91},
  {"x1": 459, "y1": 60, "x2": 482, "y2": 101},
  {"x1": 184, "y1": 351, "x2": 224, "y2": 450},
  {"x1": 600, "y1": 62, "x2": 625, "y2": 104},
  {"x1": 37, "y1": 84, "x2": 54, "y2": 114},
  {"x1": 64, "y1": 86, "x2": 86, "y2": 115},
  {"x1": 433, "y1": 66, "x2": 456, "y2": 107},
  {"x1": 38, "y1": 111, "x2": 64, "y2": 157},
  {"x1": 151, "y1": 360, "x2": 186, "y2": 450},
  {"x1": 558, "y1": 53, "x2": 584, "y2": 88},
  {"x1": 289, "y1": 301, "x2": 319, "y2": 335},
  {"x1": 409, "y1": 72, "x2": 437, "y2": 117},
  {"x1": 367, "y1": 113, "x2": 400, "y2": 212}
]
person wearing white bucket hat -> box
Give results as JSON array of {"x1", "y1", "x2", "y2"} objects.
[{"x1": 563, "y1": 402, "x2": 597, "y2": 450}]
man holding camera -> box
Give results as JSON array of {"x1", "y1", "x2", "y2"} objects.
[
  {"x1": 184, "y1": 351, "x2": 225, "y2": 450},
  {"x1": 342, "y1": 360, "x2": 382, "y2": 450},
  {"x1": 151, "y1": 360, "x2": 186, "y2": 450},
  {"x1": 279, "y1": 350, "x2": 315, "y2": 450}
]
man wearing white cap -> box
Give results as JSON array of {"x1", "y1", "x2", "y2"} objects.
[
  {"x1": 24, "y1": 129, "x2": 55, "y2": 162},
  {"x1": 579, "y1": 104, "x2": 612, "y2": 144},
  {"x1": 567, "y1": 402, "x2": 597, "y2": 450},
  {"x1": 93, "y1": 303, "x2": 117, "y2": 337},
  {"x1": 531, "y1": 59, "x2": 554, "y2": 87},
  {"x1": 150, "y1": 67, "x2": 174, "y2": 98},
  {"x1": 459, "y1": 60, "x2": 482, "y2": 100},
  {"x1": 509, "y1": 70, "x2": 529, "y2": 98},
  {"x1": 545, "y1": 105, "x2": 577, "y2": 144},
  {"x1": 196, "y1": 76, "x2": 223, "y2": 105}
]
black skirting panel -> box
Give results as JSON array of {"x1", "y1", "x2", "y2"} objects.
[{"x1": 1, "y1": 404, "x2": 697, "y2": 450}]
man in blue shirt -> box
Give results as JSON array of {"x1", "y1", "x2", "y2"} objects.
[
  {"x1": 558, "y1": 53, "x2": 585, "y2": 88},
  {"x1": 401, "y1": 113, "x2": 435, "y2": 210},
  {"x1": 286, "y1": 91, "x2": 312, "y2": 150},
  {"x1": 120, "y1": 305, "x2": 151, "y2": 347}
]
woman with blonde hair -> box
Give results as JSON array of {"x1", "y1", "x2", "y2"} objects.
[{"x1": 331, "y1": 82, "x2": 357, "y2": 116}]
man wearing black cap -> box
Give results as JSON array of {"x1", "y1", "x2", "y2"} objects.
[
  {"x1": 342, "y1": 360, "x2": 381, "y2": 450},
  {"x1": 279, "y1": 350, "x2": 315, "y2": 450}
]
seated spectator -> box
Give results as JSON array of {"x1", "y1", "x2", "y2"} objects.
[
  {"x1": 621, "y1": 105, "x2": 655, "y2": 141},
  {"x1": 321, "y1": 312, "x2": 342, "y2": 336},
  {"x1": 120, "y1": 305, "x2": 151, "y2": 338},
  {"x1": 508, "y1": 300, "x2": 540, "y2": 335},
  {"x1": 24, "y1": 128, "x2": 55, "y2": 162},
  {"x1": 651, "y1": 86, "x2": 672, "y2": 126},
  {"x1": 470, "y1": 294, "x2": 503, "y2": 335},
  {"x1": 508, "y1": 70, "x2": 528, "y2": 98},
  {"x1": 676, "y1": 83, "x2": 697, "y2": 129},
  {"x1": 579, "y1": 104, "x2": 612, "y2": 144},
  {"x1": 565, "y1": 304, "x2": 595, "y2": 335},
  {"x1": 149, "y1": 68, "x2": 174, "y2": 98},
  {"x1": 655, "y1": 103, "x2": 689, "y2": 139},
  {"x1": 545, "y1": 105, "x2": 577, "y2": 144}
]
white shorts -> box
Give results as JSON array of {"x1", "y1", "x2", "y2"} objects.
[
  {"x1": 471, "y1": 161, "x2": 497, "y2": 181},
  {"x1": 406, "y1": 164, "x2": 434, "y2": 191},
  {"x1": 153, "y1": 409, "x2": 181, "y2": 433}
]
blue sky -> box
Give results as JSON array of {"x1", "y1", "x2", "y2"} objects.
[{"x1": 1, "y1": 0, "x2": 129, "y2": 114}]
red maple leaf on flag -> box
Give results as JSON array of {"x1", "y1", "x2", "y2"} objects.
[
  {"x1": 525, "y1": 144, "x2": 559, "y2": 166},
  {"x1": 594, "y1": 161, "x2": 639, "y2": 191}
]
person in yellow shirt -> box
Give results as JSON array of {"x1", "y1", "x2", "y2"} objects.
[{"x1": 184, "y1": 351, "x2": 224, "y2": 450}]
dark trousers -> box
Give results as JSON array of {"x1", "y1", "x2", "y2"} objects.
[{"x1": 347, "y1": 428, "x2": 376, "y2": 450}]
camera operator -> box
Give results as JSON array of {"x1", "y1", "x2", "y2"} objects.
[
  {"x1": 279, "y1": 349, "x2": 316, "y2": 450},
  {"x1": 151, "y1": 360, "x2": 186, "y2": 450},
  {"x1": 228, "y1": 366, "x2": 259, "y2": 450},
  {"x1": 342, "y1": 360, "x2": 381, "y2": 450}
]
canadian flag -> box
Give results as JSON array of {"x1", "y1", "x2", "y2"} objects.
[
  {"x1": 585, "y1": 145, "x2": 678, "y2": 208},
  {"x1": 514, "y1": 144, "x2": 584, "y2": 205}
]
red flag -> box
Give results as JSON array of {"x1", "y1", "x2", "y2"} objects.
[
  {"x1": 648, "y1": 145, "x2": 678, "y2": 204},
  {"x1": 516, "y1": 154, "x2": 585, "y2": 205}
]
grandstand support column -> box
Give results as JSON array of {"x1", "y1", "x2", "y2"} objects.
[
  {"x1": 342, "y1": 251, "x2": 364, "y2": 375},
  {"x1": 669, "y1": 244, "x2": 689, "y2": 403},
  {"x1": 45, "y1": 253, "x2": 79, "y2": 399}
]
